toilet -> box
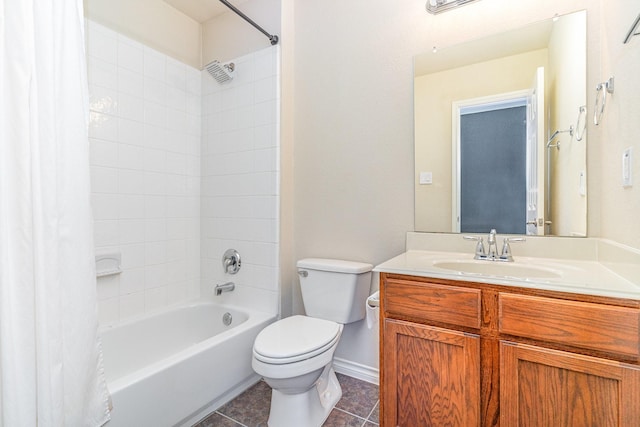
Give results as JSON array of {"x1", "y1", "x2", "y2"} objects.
[{"x1": 252, "y1": 258, "x2": 373, "y2": 427}]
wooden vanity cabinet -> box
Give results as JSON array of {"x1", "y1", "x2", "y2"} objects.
[{"x1": 379, "y1": 273, "x2": 640, "y2": 427}]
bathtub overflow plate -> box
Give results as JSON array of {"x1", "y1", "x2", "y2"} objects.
[{"x1": 223, "y1": 312, "x2": 233, "y2": 326}]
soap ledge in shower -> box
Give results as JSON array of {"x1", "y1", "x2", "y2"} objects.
[{"x1": 95, "y1": 252, "x2": 122, "y2": 277}]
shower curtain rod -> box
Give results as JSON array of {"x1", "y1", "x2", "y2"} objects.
[{"x1": 218, "y1": 0, "x2": 279, "y2": 45}]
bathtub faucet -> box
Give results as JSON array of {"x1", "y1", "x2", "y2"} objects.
[{"x1": 215, "y1": 282, "x2": 235, "y2": 296}]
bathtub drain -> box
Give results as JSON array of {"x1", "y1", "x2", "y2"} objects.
[{"x1": 222, "y1": 312, "x2": 233, "y2": 326}]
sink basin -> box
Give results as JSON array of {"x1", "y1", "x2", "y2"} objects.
[{"x1": 433, "y1": 260, "x2": 562, "y2": 279}]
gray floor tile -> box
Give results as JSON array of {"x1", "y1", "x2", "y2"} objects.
[
  {"x1": 193, "y1": 412, "x2": 244, "y2": 427},
  {"x1": 216, "y1": 381, "x2": 271, "y2": 427},
  {"x1": 193, "y1": 374, "x2": 379, "y2": 427},
  {"x1": 322, "y1": 408, "x2": 366, "y2": 427},
  {"x1": 367, "y1": 401, "x2": 379, "y2": 424},
  {"x1": 334, "y1": 374, "x2": 379, "y2": 419}
]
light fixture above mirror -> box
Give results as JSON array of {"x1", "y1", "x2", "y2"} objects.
[{"x1": 426, "y1": 0, "x2": 481, "y2": 15}]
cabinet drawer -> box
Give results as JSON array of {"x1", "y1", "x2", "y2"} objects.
[
  {"x1": 384, "y1": 278, "x2": 481, "y2": 329},
  {"x1": 499, "y1": 293, "x2": 640, "y2": 357}
]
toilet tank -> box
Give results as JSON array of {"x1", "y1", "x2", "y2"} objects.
[{"x1": 297, "y1": 258, "x2": 373, "y2": 324}]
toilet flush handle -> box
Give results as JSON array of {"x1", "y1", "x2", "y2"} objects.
[{"x1": 298, "y1": 270, "x2": 308, "y2": 278}]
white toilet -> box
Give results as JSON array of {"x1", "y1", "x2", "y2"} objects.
[{"x1": 252, "y1": 258, "x2": 373, "y2": 427}]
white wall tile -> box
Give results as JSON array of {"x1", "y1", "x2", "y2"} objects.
[
  {"x1": 145, "y1": 218, "x2": 167, "y2": 242},
  {"x1": 145, "y1": 286, "x2": 168, "y2": 311},
  {"x1": 118, "y1": 93, "x2": 144, "y2": 122},
  {"x1": 144, "y1": 48, "x2": 166, "y2": 81},
  {"x1": 97, "y1": 274, "x2": 120, "y2": 300},
  {"x1": 119, "y1": 219, "x2": 146, "y2": 244},
  {"x1": 118, "y1": 118, "x2": 145, "y2": 146},
  {"x1": 118, "y1": 169, "x2": 146, "y2": 194},
  {"x1": 89, "y1": 26, "x2": 280, "y2": 323},
  {"x1": 89, "y1": 112, "x2": 118, "y2": 142},
  {"x1": 119, "y1": 267, "x2": 145, "y2": 294},
  {"x1": 119, "y1": 292, "x2": 145, "y2": 320},
  {"x1": 89, "y1": 84, "x2": 118, "y2": 115},
  {"x1": 118, "y1": 194, "x2": 145, "y2": 219},
  {"x1": 145, "y1": 264, "x2": 167, "y2": 289},
  {"x1": 91, "y1": 166, "x2": 118, "y2": 193},
  {"x1": 118, "y1": 143, "x2": 145, "y2": 170},
  {"x1": 94, "y1": 220, "x2": 119, "y2": 247},
  {"x1": 97, "y1": 298, "x2": 120, "y2": 325},
  {"x1": 144, "y1": 77, "x2": 166, "y2": 105},
  {"x1": 87, "y1": 23, "x2": 118, "y2": 64},
  {"x1": 118, "y1": 39, "x2": 144, "y2": 73},
  {"x1": 120, "y1": 244, "x2": 146, "y2": 269},
  {"x1": 118, "y1": 67, "x2": 144, "y2": 98},
  {"x1": 145, "y1": 241, "x2": 167, "y2": 265},
  {"x1": 92, "y1": 193, "x2": 119, "y2": 220},
  {"x1": 88, "y1": 57, "x2": 118, "y2": 90},
  {"x1": 166, "y1": 58, "x2": 186, "y2": 90},
  {"x1": 90, "y1": 139, "x2": 119, "y2": 168}
]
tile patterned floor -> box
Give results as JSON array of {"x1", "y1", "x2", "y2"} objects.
[{"x1": 194, "y1": 373, "x2": 379, "y2": 427}]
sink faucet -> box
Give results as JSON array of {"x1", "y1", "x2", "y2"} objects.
[
  {"x1": 464, "y1": 229, "x2": 525, "y2": 262},
  {"x1": 215, "y1": 282, "x2": 235, "y2": 296},
  {"x1": 487, "y1": 229, "x2": 498, "y2": 259}
]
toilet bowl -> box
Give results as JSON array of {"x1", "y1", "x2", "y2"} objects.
[
  {"x1": 252, "y1": 258, "x2": 373, "y2": 427},
  {"x1": 252, "y1": 316, "x2": 344, "y2": 427}
]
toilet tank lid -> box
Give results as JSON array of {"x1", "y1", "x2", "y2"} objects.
[{"x1": 297, "y1": 258, "x2": 373, "y2": 274}]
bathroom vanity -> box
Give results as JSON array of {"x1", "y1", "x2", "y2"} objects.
[{"x1": 375, "y1": 235, "x2": 640, "y2": 427}]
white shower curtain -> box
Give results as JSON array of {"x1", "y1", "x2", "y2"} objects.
[{"x1": 0, "y1": 0, "x2": 111, "y2": 426}]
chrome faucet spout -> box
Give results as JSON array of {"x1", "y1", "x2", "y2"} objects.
[
  {"x1": 487, "y1": 229, "x2": 498, "y2": 259},
  {"x1": 215, "y1": 282, "x2": 235, "y2": 296}
]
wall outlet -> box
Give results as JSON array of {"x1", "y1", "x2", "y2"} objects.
[{"x1": 622, "y1": 147, "x2": 633, "y2": 188}]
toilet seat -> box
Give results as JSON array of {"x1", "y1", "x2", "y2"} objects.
[{"x1": 253, "y1": 315, "x2": 341, "y2": 364}]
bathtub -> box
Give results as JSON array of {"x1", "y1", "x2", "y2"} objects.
[{"x1": 100, "y1": 299, "x2": 276, "y2": 427}]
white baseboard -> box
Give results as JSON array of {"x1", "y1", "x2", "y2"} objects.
[{"x1": 333, "y1": 357, "x2": 379, "y2": 385}]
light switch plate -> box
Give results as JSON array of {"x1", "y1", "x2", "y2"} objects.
[
  {"x1": 623, "y1": 147, "x2": 633, "y2": 187},
  {"x1": 419, "y1": 172, "x2": 433, "y2": 185}
]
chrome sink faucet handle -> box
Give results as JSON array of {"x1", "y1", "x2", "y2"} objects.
[
  {"x1": 463, "y1": 235, "x2": 486, "y2": 259},
  {"x1": 487, "y1": 229, "x2": 498, "y2": 259},
  {"x1": 500, "y1": 237, "x2": 526, "y2": 262}
]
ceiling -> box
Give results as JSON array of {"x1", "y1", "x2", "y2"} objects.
[{"x1": 163, "y1": 0, "x2": 250, "y2": 23}]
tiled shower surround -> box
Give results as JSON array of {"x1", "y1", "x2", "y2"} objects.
[{"x1": 87, "y1": 20, "x2": 280, "y2": 324}]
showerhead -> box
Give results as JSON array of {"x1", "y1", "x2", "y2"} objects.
[{"x1": 205, "y1": 60, "x2": 235, "y2": 84}]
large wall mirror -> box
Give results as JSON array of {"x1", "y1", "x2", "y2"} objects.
[{"x1": 414, "y1": 10, "x2": 587, "y2": 237}]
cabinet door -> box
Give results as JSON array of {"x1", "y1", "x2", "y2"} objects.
[
  {"x1": 382, "y1": 319, "x2": 480, "y2": 427},
  {"x1": 501, "y1": 341, "x2": 640, "y2": 426}
]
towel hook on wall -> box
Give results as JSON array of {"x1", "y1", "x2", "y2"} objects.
[
  {"x1": 575, "y1": 105, "x2": 587, "y2": 141},
  {"x1": 594, "y1": 77, "x2": 614, "y2": 126}
]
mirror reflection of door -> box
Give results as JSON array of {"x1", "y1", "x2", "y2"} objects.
[
  {"x1": 526, "y1": 67, "x2": 545, "y2": 235},
  {"x1": 459, "y1": 101, "x2": 527, "y2": 234},
  {"x1": 453, "y1": 67, "x2": 545, "y2": 236}
]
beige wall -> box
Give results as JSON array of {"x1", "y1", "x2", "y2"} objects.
[
  {"x1": 83, "y1": 0, "x2": 201, "y2": 68},
  {"x1": 598, "y1": 0, "x2": 640, "y2": 248},
  {"x1": 292, "y1": 0, "x2": 603, "y2": 368},
  {"x1": 548, "y1": 11, "x2": 588, "y2": 236},
  {"x1": 201, "y1": 0, "x2": 281, "y2": 65},
  {"x1": 414, "y1": 49, "x2": 548, "y2": 232}
]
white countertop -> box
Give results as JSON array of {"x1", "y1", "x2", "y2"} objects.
[{"x1": 374, "y1": 250, "x2": 640, "y2": 300}]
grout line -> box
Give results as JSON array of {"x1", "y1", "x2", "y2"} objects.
[
  {"x1": 214, "y1": 411, "x2": 248, "y2": 427},
  {"x1": 363, "y1": 400, "x2": 380, "y2": 425}
]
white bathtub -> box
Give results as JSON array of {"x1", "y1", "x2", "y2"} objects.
[{"x1": 100, "y1": 299, "x2": 276, "y2": 427}]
